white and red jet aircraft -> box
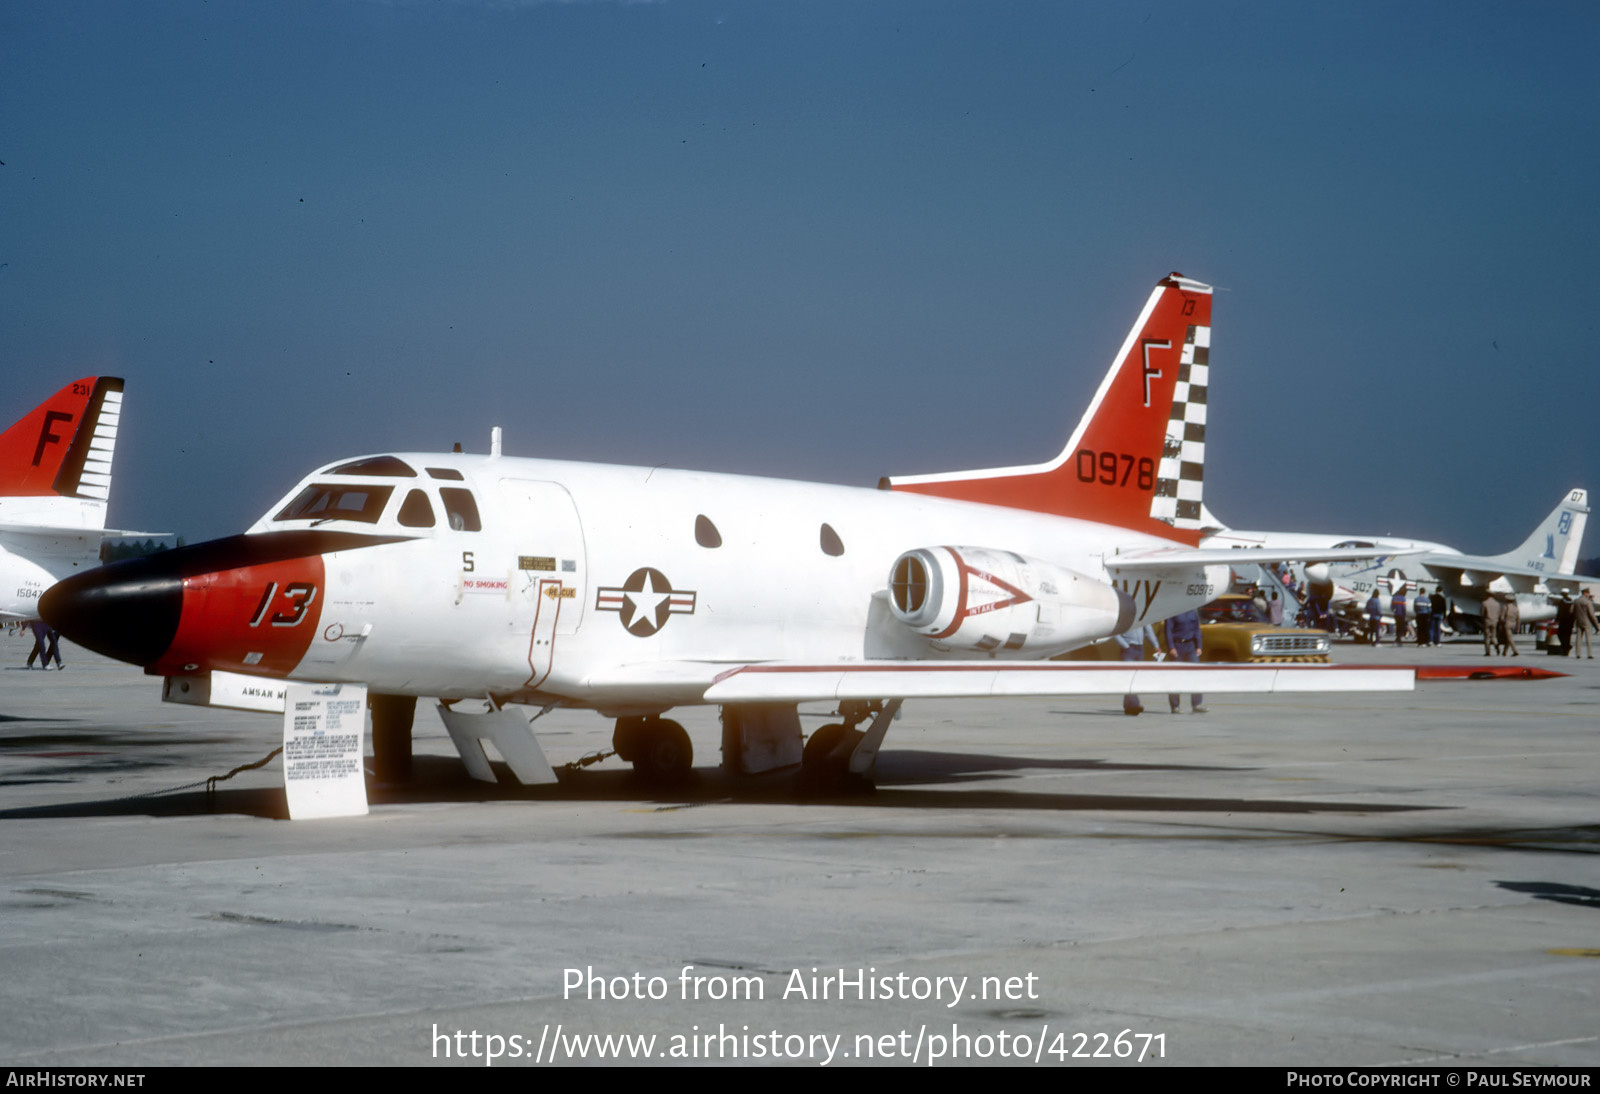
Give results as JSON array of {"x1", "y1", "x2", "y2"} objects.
[
  {"x1": 42, "y1": 274, "x2": 1410, "y2": 787},
  {"x1": 1, "y1": 377, "x2": 131, "y2": 622}
]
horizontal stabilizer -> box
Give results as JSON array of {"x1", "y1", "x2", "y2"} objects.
[
  {"x1": 0, "y1": 524, "x2": 168, "y2": 541},
  {"x1": 1107, "y1": 545, "x2": 1425, "y2": 572}
]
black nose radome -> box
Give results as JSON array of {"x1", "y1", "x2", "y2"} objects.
[
  {"x1": 40, "y1": 530, "x2": 413, "y2": 668},
  {"x1": 41, "y1": 558, "x2": 183, "y2": 666}
]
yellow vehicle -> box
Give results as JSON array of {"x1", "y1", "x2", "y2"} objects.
[
  {"x1": 1059, "y1": 596, "x2": 1331, "y2": 663},
  {"x1": 1194, "y1": 595, "x2": 1331, "y2": 662}
]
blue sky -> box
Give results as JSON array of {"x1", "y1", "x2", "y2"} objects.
[{"x1": 5, "y1": 1, "x2": 1597, "y2": 552}]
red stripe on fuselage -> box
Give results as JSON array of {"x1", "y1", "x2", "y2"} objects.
[{"x1": 148, "y1": 554, "x2": 328, "y2": 677}]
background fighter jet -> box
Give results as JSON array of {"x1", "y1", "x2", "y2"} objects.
[
  {"x1": 42, "y1": 275, "x2": 1410, "y2": 790},
  {"x1": 1203, "y1": 489, "x2": 1589, "y2": 630}
]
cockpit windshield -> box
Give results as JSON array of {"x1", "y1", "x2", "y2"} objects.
[
  {"x1": 327, "y1": 456, "x2": 417, "y2": 477},
  {"x1": 274, "y1": 483, "x2": 395, "y2": 524}
]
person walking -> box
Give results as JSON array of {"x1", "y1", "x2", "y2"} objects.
[
  {"x1": 1115, "y1": 625, "x2": 1156, "y2": 715},
  {"x1": 25, "y1": 620, "x2": 48, "y2": 669},
  {"x1": 1500, "y1": 596, "x2": 1521, "y2": 657},
  {"x1": 1164, "y1": 610, "x2": 1206, "y2": 714},
  {"x1": 24, "y1": 621, "x2": 62, "y2": 670},
  {"x1": 1571, "y1": 588, "x2": 1596, "y2": 659},
  {"x1": 1413, "y1": 586, "x2": 1432, "y2": 647},
  {"x1": 1481, "y1": 595, "x2": 1503, "y2": 657}
]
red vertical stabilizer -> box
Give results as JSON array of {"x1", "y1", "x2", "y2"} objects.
[{"x1": 888, "y1": 274, "x2": 1213, "y2": 545}]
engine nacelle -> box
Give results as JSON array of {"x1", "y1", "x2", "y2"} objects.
[{"x1": 886, "y1": 545, "x2": 1135, "y2": 656}]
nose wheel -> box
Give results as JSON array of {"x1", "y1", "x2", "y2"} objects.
[
  {"x1": 614, "y1": 715, "x2": 693, "y2": 784},
  {"x1": 370, "y1": 694, "x2": 416, "y2": 784}
]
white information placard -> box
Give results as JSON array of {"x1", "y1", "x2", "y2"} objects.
[{"x1": 282, "y1": 682, "x2": 369, "y2": 820}]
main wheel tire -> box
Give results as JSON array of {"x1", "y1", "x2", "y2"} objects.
[
  {"x1": 632, "y1": 718, "x2": 693, "y2": 784},
  {"x1": 612, "y1": 716, "x2": 647, "y2": 762},
  {"x1": 802, "y1": 723, "x2": 849, "y2": 775},
  {"x1": 801, "y1": 725, "x2": 873, "y2": 792}
]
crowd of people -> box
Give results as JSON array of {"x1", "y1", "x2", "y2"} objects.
[
  {"x1": 1278, "y1": 564, "x2": 1596, "y2": 658},
  {"x1": 1361, "y1": 585, "x2": 1450, "y2": 648},
  {"x1": 1111, "y1": 571, "x2": 1595, "y2": 715}
]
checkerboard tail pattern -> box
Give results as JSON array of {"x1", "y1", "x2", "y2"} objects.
[{"x1": 1149, "y1": 323, "x2": 1209, "y2": 529}]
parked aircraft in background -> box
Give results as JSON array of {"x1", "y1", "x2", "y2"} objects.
[
  {"x1": 42, "y1": 274, "x2": 1410, "y2": 790},
  {"x1": 1203, "y1": 489, "x2": 1589, "y2": 630},
  {"x1": 0, "y1": 377, "x2": 134, "y2": 622}
]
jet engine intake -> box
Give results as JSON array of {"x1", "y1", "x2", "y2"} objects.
[{"x1": 886, "y1": 545, "x2": 1134, "y2": 656}]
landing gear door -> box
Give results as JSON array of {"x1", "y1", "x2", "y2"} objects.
[{"x1": 499, "y1": 479, "x2": 587, "y2": 638}]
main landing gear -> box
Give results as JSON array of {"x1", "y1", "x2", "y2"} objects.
[
  {"x1": 613, "y1": 715, "x2": 693, "y2": 784},
  {"x1": 801, "y1": 699, "x2": 899, "y2": 791},
  {"x1": 610, "y1": 699, "x2": 901, "y2": 791}
]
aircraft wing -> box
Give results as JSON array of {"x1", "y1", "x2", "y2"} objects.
[
  {"x1": 1420, "y1": 553, "x2": 1589, "y2": 595},
  {"x1": 700, "y1": 661, "x2": 1412, "y2": 704}
]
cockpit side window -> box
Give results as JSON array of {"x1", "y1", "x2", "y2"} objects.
[
  {"x1": 397, "y1": 489, "x2": 437, "y2": 528},
  {"x1": 439, "y1": 487, "x2": 482, "y2": 532},
  {"x1": 274, "y1": 483, "x2": 395, "y2": 524}
]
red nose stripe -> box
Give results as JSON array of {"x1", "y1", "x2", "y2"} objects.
[{"x1": 149, "y1": 555, "x2": 328, "y2": 677}]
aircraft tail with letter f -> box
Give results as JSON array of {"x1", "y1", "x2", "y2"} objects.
[
  {"x1": 886, "y1": 273, "x2": 1214, "y2": 546},
  {"x1": 0, "y1": 377, "x2": 131, "y2": 620},
  {"x1": 0, "y1": 376, "x2": 124, "y2": 530}
]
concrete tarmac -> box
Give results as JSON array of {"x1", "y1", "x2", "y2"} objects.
[{"x1": 1, "y1": 631, "x2": 1596, "y2": 1067}]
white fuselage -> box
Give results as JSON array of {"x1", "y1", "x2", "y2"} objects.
[
  {"x1": 244, "y1": 453, "x2": 1226, "y2": 706},
  {"x1": 0, "y1": 496, "x2": 110, "y2": 621}
]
